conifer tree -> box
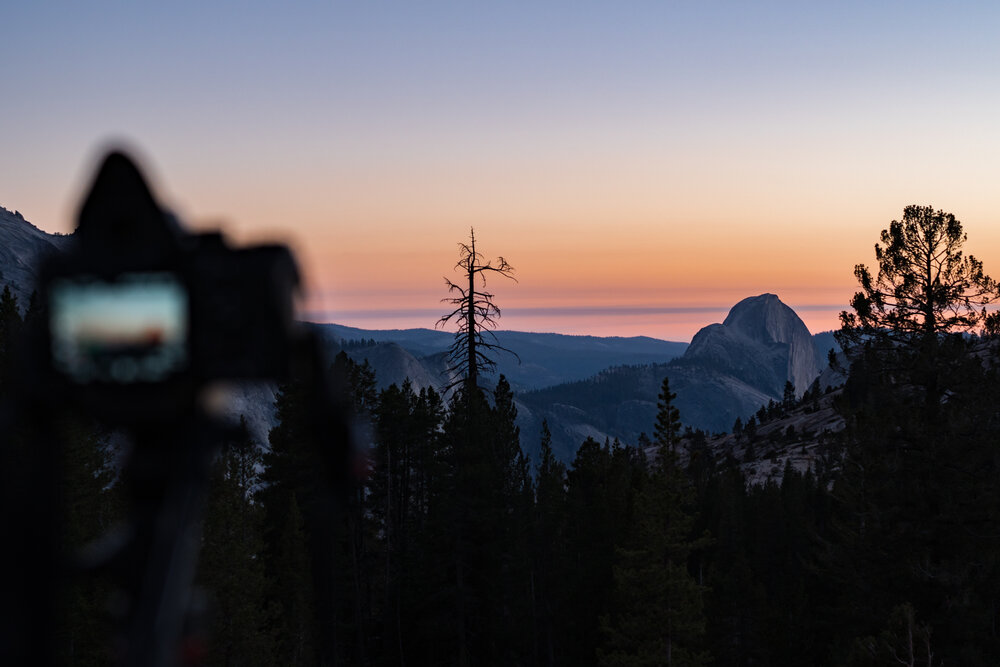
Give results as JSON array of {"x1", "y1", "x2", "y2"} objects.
[
  {"x1": 828, "y1": 206, "x2": 1000, "y2": 662},
  {"x1": 782, "y1": 380, "x2": 796, "y2": 410},
  {"x1": 439, "y1": 383, "x2": 495, "y2": 664},
  {"x1": 432, "y1": 230, "x2": 534, "y2": 663},
  {"x1": 399, "y1": 385, "x2": 459, "y2": 664},
  {"x1": 259, "y1": 378, "x2": 324, "y2": 665},
  {"x1": 276, "y1": 494, "x2": 316, "y2": 666},
  {"x1": 600, "y1": 376, "x2": 708, "y2": 667},
  {"x1": 842, "y1": 205, "x2": 998, "y2": 341},
  {"x1": 331, "y1": 350, "x2": 378, "y2": 661},
  {"x1": 199, "y1": 419, "x2": 277, "y2": 666},
  {"x1": 371, "y1": 378, "x2": 450, "y2": 665},
  {"x1": 428, "y1": 375, "x2": 535, "y2": 664},
  {"x1": 56, "y1": 418, "x2": 120, "y2": 666},
  {"x1": 0, "y1": 284, "x2": 19, "y2": 336},
  {"x1": 654, "y1": 376, "x2": 681, "y2": 455},
  {"x1": 334, "y1": 351, "x2": 378, "y2": 415},
  {"x1": 563, "y1": 438, "x2": 644, "y2": 664},
  {"x1": 533, "y1": 420, "x2": 567, "y2": 666},
  {"x1": 0, "y1": 284, "x2": 21, "y2": 396},
  {"x1": 837, "y1": 205, "x2": 999, "y2": 409},
  {"x1": 489, "y1": 376, "x2": 534, "y2": 663}
]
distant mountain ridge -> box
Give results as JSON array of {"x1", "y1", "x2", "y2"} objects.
[{"x1": 312, "y1": 322, "x2": 688, "y2": 392}]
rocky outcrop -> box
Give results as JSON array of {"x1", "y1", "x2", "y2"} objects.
[
  {"x1": 341, "y1": 341, "x2": 447, "y2": 392},
  {"x1": 0, "y1": 205, "x2": 71, "y2": 307},
  {"x1": 683, "y1": 293, "x2": 820, "y2": 396},
  {"x1": 516, "y1": 294, "x2": 834, "y2": 458},
  {"x1": 644, "y1": 388, "x2": 846, "y2": 486}
]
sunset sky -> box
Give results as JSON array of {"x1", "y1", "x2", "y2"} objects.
[{"x1": 4, "y1": 2, "x2": 1000, "y2": 341}]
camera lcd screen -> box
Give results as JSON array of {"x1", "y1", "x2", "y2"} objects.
[{"x1": 50, "y1": 273, "x2": 189, "y2": 383}]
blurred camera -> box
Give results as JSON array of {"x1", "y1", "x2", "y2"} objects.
[{"x1": 34, "y1": 151, "x2": 300, "y2": 423}]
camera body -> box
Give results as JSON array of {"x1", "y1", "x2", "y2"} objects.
[
  {"x1": 34, "y1": 151, "x2": 300, "y2": 423},
  {"x1": 1, "y1": 150, "x2": 356, "y2": 667}
]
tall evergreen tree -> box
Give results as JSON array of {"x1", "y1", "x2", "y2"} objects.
[
  {"x1": 827, "y1": 206, "x2": 1000, "y2": 663},
  {"x1": 276, "y1": 494, "x2": 316, "y2": 666},
  {"x1": 55, "y1": 418, "x2": 120, "y2": 667},
  {"x1": 259, "y1": 377, "x2": 327, "y2": 665},
  {"x1": 427, "y1": 376, "x2": 534, "y2": 665},
  {"x1": 488, "y1": 376, "x2": 534, "y2": 664},
  {"x1": 837, "y1": 204, "x2": 999, "y2": 411},
  {"x1": 331, "y1": 350, "x2": 378, "y2": 662},
  {"x1": 440, "y1": 384, "x2": 495, "y2": 665},
  {"x1": 562, "y1": 438, "x2": 644, "y2": 665},
  {"x1": 533, "y1": 420, "x2": 568, "y2": 666},
  {"x1": 782, "y1": 380, "x2": 796, "y2": 409},
  {"x1": 0, "y1": 284, "x2": 21, "y2": 396},
  {"x1": 431, "y1": 231, "x2": 535, "y2": 664},
  {"x1": 653, "y1": 377, "x2": 681, "y2": 455},
  {"x1": 198, "y1": 418, "x2": 277, "y2": 666},
  {"x1": 599, "y1": 376, "x2": 708, "y2": 667},
  {"x1": 370, "y1": 378, "x2": 448, "y2": 665}
]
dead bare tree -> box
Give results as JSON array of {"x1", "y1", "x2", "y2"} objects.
[{"x1": 437, "y1": 228, "x2": 518, "y2": 392}]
